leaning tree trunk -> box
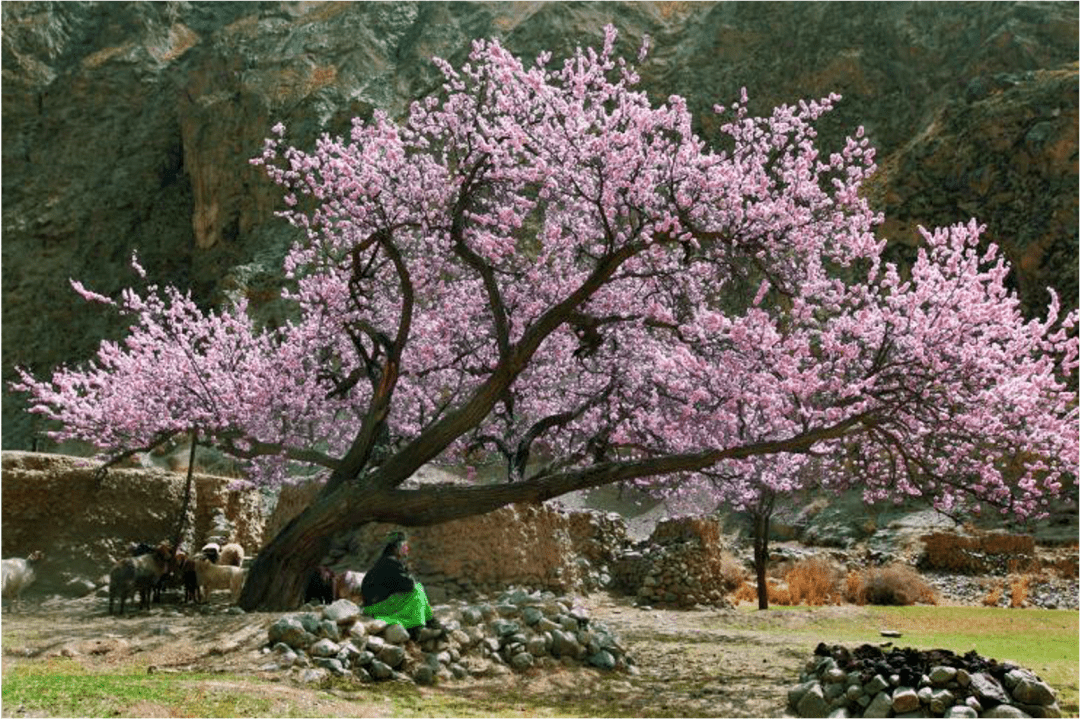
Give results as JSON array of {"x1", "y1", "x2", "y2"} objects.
[
  {"x1": 752, "y1": 510, "x2": 770, "y2": 610},
  {"x1": 239, "y1": 485, "x2": 359, "y2": 610},
  {"x1": 240, "y1": 444, "x2": 806, "y2": 610}
]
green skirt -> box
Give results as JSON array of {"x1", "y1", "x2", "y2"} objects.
[{"x1": 362, "y1": 582, "x2": 434, "y2": 629}]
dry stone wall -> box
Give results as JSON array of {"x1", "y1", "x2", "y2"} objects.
[
  {"x1": 0, "y1": 451, "x2": 265, "y2": 594},
  {"x1": 612, "y1": 516, "x2": 735, "y2": 608}
]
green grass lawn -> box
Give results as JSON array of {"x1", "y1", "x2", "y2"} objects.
[{"x1": 2, "y1": 660, "x2": 276, "y2": 717}]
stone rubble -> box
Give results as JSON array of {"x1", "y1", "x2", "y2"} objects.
[
  {"x1": 921, "y1": 573, "x2": 1079, "y2": 611},
  {"x1": 262, "y1": 589, "x2": 634, "y2": 686},
  {"x1": 788, "y1": 643, "x2": 1062, "y2": 718}
]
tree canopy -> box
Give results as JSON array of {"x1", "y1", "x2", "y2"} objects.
[{"x1": 14, "y1": 27, "x2": 1077, "y2": 583}]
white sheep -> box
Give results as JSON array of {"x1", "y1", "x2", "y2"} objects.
[
  {"x1": 1, "y1": 550, "x2": 45, "y2": 613},
  {"x1": 218, "y1": 542, "x2": 245, "y2": 567},
  {"x1": 109, "y1": 544, "x2": 172, "y2": 615},
  {"x1": 193, "y1": 556, "x2": 246, "y2": 604},
  {"x1": 335, "y1": 569, "x2": 365, "y2": 603}
]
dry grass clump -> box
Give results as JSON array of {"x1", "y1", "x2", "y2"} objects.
[
  {"x1": 846, "y1": 564, "x2": 939, "y2": 606},
  {"x1": 732, "y1": 557, "x2": 939, "y2": 608},
  {"x1": 1009, "y1": 575, "x2": 1031, "y2": 608},
  {"x1": 1043, "y1": 553, "x2": 1079, "y2": 579},
  {"x1": 982, "y1": 583, "x2": 1004, "y2": 607},
  {"x1": 731, "y1": 578, "x2": 794, "y2": 606},
  {"x1": 785, "y1": 556, "x2": 843, "y2": 606}
]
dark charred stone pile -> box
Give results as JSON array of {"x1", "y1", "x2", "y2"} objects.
[{"x1": 788, "y1": 643, "x2": 1061, "y2": 718}]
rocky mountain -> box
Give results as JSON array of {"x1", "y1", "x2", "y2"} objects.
[{"x1": 2, "y1": 1, "x2": 1076, "y2": 449}]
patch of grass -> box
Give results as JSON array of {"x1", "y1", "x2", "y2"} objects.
[
  {"x1": 3, "y1": 659, "x2": 649, "y2": 718},
  {"x1": 2, "y1": 661, "x2": 274, "y2": 717}
]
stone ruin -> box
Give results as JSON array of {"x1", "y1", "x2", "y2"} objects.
[
  {"x1": 262, "y1": 587, "x2": 634, "y2": 687},
  {"x1": 789, "y1": 643, "x2": 1061, "y2": 718},
  {"x1": 611, "y1": 516, "x2": 736, "y2": 608}
]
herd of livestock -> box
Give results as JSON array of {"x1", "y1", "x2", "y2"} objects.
[{"x1": 1, "y1": 543, "x2": 366, "y2": 614}]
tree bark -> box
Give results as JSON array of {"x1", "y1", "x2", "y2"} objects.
[
  {"x1": 171, "y1": 428, "x2": 197, "y2": 551},
  {"x1": 753, "y1": 510, "x2": 770, "y2": 610}
]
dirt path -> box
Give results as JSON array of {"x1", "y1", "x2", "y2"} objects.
[{"x1": 1, "y1": 592, "x2": 869, "y2": 717}]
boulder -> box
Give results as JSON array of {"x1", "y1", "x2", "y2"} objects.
[
  {"x1": 323, "y1": 599, "x2": 361, "y2": 626},
  {"x1": 1011, "y1": 676, "x2": 1056, "y2": 706},
  {"x1": 267, "y1": 616, "x2": 316, "y2": 649},
  {"x1": 382, "y1": 623, "x2": 410, "y2": 645},
  {"x1": 864, "y1": 691, "x2": 894, "y2": 719},
  {"x1": 971, "y1": 672, "x2": 1012, "y2": 705}
]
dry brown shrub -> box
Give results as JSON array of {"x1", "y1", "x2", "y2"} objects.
[
  {"x1": 849, "y1": 564, "x2": 939, "y2": 606},
  {"x1": 732, "y1": 578, "x2": 797, "y2": 606},
  {"x1": 784, "y1": 556, "x2": 842, "y2": 605},
  {"x1": 767, "y1": 580, "x2": 792, "y2": 606},
  {"x1": 1006, "y1": 556, "x2": 1040, "y2": 574},
  {"x1": 732, "y1": 579, "x2": 757, "y2": 605},
  {"x1": 845, "y1": 570, "x2": 864, "y2": 605},
  {"x1": 1045, "y1": 555, "x2": 1079, "y2": 579},
  {"x1": 983, "y1": 583, "x2": 1004, "y2": 607},
  {"x1": 1009, "y1": 575, "x2": 1032, "y2": 608}
]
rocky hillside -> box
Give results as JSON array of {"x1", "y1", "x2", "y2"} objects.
[{"x1": 2, "y1": 1, "x2": 1076, "y2": 449}]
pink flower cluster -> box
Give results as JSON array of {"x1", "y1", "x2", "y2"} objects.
[{"x1": 15, "y1": 27, "x2": 1077, "y2": 516}]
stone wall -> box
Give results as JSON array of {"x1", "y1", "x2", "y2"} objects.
[
  {"x1": 0, "y1": 451, "x2": 265, "y2": 594},
  {"x1": 612, "y1": 517, "x2": 736, "y2": 608}
]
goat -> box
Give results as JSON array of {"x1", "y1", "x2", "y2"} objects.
[
  {"x1": 335, "y1": 569, "x2": 365, "y2": 603},
  {"x1": 304, "y1": 565, "x2": 338, "y2": 605},
  {"x1": 1, "y1": 550, "x2": 45, "y2": 613},
  {"x1": 218, "y1": 542, "x2": 244, "y2": 567},
  {"x1": 192, "y1": 556, "x2": 246, "y2": 604},
  {"x1": 131, "y1": 541, "x2": 179, "y2": 603},
  {"x1": 173, "y1": 550, "x2": 202, "y2": 603},
  {"x1": 109, "y1": 544, "x2": 172, "y2": 615}
]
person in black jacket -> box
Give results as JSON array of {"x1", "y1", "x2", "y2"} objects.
[
  {"x1": 360, "y1": 532, "x2": 415, "y2": 607},
  {"x1": 360, "y1": 532, "x2": 438, "y2": 634}
]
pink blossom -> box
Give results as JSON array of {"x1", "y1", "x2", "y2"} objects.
[{"x1": 12, "y1": 26, "x2": 1077, "y2": 518}]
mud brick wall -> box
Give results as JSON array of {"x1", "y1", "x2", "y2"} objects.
[{"x1": 1, "y1": 451, "x2": 265, "y2": 593}]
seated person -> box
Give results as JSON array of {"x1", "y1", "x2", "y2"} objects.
[{"x1": 360, "y1": 531, "x2": 438, "y2": 634}]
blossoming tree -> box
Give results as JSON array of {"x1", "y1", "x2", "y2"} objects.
[{"x1": 14, "y1": 28, "x2": 1077, "y2": 610}]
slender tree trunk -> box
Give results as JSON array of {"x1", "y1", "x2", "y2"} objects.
[
  {"x1": 172, "y1": 428, "x2": 197, "y2": 551},
  {"x1": 753, "y1": 510, "x2": 770, "y2": 610}
]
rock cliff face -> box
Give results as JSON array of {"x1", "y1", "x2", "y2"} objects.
[{"x1": 2, "y1": 2, "x2": 1076, "y2": 448}]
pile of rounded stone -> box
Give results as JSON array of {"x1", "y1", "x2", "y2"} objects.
[
  {"x1": 788, "y1": 643, "x2": 1061, "y2": 718},
  {"x1": 261, "y1": 588, "x2": 635, "y2": 685}
]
